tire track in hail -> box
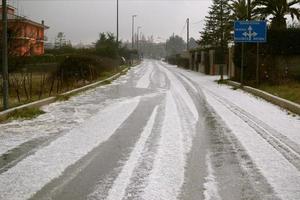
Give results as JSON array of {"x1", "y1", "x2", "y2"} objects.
[
  {"x1": 206, "y1": 89, "x2": 300, "y2": 171},
  {"x1": 173, "y1": 69, "x2": 279, "y2": 200},
  {"x1": 176, "y1": 70, "x2": 300, "y2": 171}
]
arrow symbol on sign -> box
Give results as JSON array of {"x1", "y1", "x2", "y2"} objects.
[{"x1": 242, "y1": 26, "x2": 258, "y2": 40}]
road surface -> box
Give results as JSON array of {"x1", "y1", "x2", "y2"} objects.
[{"x1": 0, "y1": 60, "x2": 300, "y2": 200}]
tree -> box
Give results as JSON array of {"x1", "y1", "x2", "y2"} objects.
[
  {"x1": 199, "y1": 0, "x2": 232, "y2": 48},
  {"x1": 165, "y1": 35, "x2": 186, "y2": 56},
  {"x1": 199, "y1": 13, "x2": 217, "y2": 47},
  {"x1": 95, "y1": 32, "x2": 120, "y2": 58},
  {"x1": 54, "y1": 32, "x2": 67, "y2": 49},
  {"x1": 229, "y1": 0, "x2": 258, "y2": 20},
  {"x1": 253, "y1": 0, "x2": 300, "y2": 30}
]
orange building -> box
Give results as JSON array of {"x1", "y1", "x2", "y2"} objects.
[{"x1": 0, "y1": 5, "x2": 49, "y2": 56}]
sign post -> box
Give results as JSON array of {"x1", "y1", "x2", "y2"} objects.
[{"x1": 234, "y1": 21, "x2": 267, "y2": 85}]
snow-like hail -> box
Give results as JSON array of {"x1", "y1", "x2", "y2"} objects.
[
  {"x1": 102, "y1": 106, "x2": 158, "y2": 200},
  {"x1": 141, "y1": 92, "x2": 185, "y2": 200},
  {"x1": 203, "y1": 151, "x2": 221, "y2": 200},
  {"x1": 204, "y1": 90, "x2": 300, "y2": 199},
  {"x1": 0, "y1": 97, "x2": 140, "y2": 200},
  {"x1": 175, "y1": 67, "x2": 300, "y2": 200},
  {"x1": 158, "y1": 64, "x2": 199, "y2": 121},
  {"x1": 136, "y1": 61, "x2": 153, "y2": 88}
]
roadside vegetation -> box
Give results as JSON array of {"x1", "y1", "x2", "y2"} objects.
[
  {"x1": 0, "y1": 107, "x2": 45, "y2": 123},
  {"x1": 257, "y1": 82, "x2": 300, "y2": 104},
  {"x1": 166, "y1": 0, "x2": 300, "y2": 105},
  {"x1": 0, "y1": 32, "x2": 139, "y2": 111}
]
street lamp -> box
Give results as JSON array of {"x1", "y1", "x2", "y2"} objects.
[
  {"x1": 2, "y1": 0, "x2": 9, "y2": 110},
  {"x1": 116, "y1": 0, "x2": 119, "y2": 44},
  {"x1": 132, "y1": 15, "x2": 137, "y2": 49},
  {"x1": 186, "y1": 18, "x2": 189, "y2": 50},
  {"x1": 137, "y1": 26, "x2": 142, "y2": 51}
]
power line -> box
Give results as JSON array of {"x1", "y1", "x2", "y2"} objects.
[
  {"x1": 180, "y1": 21, "x2": 187, "y2": 36},
  {"x1": 192, "y1": 20, "x2": 205, "y2": 25}
]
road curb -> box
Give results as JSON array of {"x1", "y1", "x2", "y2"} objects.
[
  {"x1": 227, "y1": 80, "x2": 300, "y2": 115},
  {"x1": 0, "y1": 67, "x2": 130, "y2": 119}
]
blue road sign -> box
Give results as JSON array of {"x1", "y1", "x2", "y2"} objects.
[{"x1": 234, "y1": 21, "x2": 267, "y2": 43}]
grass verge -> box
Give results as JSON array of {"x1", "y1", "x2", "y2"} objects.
[
  {"x1": 257, "y1": 82, "x2": 300, "y2": 105},
  {"x1": 55, "y1": 94, "x2": 71, "y2": 102},
  {"x1": 0, "y1": 107, "x2": 45, "y2": 123},
  {"x1": 0, "y1": 66, "x2": 130, "y2": 111}
]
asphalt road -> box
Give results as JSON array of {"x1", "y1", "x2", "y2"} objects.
[{"x1": 1, "y1": 60, "x2": 299, "y2": 200}]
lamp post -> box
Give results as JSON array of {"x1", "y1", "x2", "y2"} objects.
[
  {"x1": 116, "y1": 0, "x2": 119, "y2": 44},
  {"x1": 132, "y1": 15, "x2": 137, "y2": 49},
  {"x1": 186, "y1": 18, "x2": 189, "y2": 51},
  {"x1": 137, "y1": 26, "x2": 141, "y2": 52},
  {"x1": 220, "y1": 0, "x2": 224, "y2": 81},
  {"x1": 2, "y1": 0, "x2": 9, "y2": 110}
]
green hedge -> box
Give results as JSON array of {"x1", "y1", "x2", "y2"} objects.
[
  {"x1": 263, "y1": 29, "x2": 300, "y2": 55},
  {"x1": 166, "y1": 54, "x2": 189, "y2": 69},
  {"x1": 0, "y1": 55, "x2": 65, "y2": 73},
  {"x1": 53, "y1": 55, "x2": 118, "y2": 82}
]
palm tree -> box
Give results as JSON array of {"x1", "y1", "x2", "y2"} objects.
[
  {"x1": 229, "y1": 0, "x2": 257, "y2": 20},
  {"x1": 253, "y1": 0, "x2": 300, "y2": 30}
]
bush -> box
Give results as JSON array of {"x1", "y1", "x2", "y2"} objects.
[
  {"x1": 166, "y1": 54, "x2": 189, "y2": 69},
  {"x1": 0, "y1": 55, "x2": 65, "y2": 73},
  {"x1": 53, "y1": 55, "x2": 118, "y2": 83},
  {"x1": 263, "y1": 29, "x2": 300, "y2": 55},
  {"x1": 95, "y1": 33, "x2": 119, "y2": 59}
]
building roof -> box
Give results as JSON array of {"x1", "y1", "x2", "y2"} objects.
[
  {"x1": 0, "y1": 14, "x2": 49, "y2": 29},
  {"x1": 0, "y1": 5, "x2": 49, "y2": 29},
  {"x1": 0, "y1": 5, "x2": 16, "y2": 11}
]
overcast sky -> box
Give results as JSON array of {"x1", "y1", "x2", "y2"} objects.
[{"x1": 8, "y1": 0, "x2": 212, "y2": 45}]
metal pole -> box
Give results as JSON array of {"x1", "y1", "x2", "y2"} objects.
[
  {"x1": 243, "y1": 0, "x2": 250, "y2": 85},
  {"x1": 241, "y1": 43, "x2": 244, "y2": 86},
  {"x1": 2, "y1": 0, "x2": 9, "y2": 110},
  {"x1": 131, "y1": 15, "x2": 137, "y2": 49},
  {"x1": 137, "y1": 26, "x2": 141, "y2": 56},
  {"x1": 256, "y1": 43, "x2": 259, "y2": 85},
  {"x1": 186, "y1": 18, "x2": 189, "y2": 50},
  {"x1": 116, "y1": 0, "x2": 119, "y2": 44},
  {"x1": 220, "y1": 0, "x2": 224, "y2": 81},
  {"x1": 247, "y1": 0, "x2": 251, "y2": 20}
]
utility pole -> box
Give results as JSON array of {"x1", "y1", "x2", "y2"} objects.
[
  {"x1": 2, "y1": 0, "x2": 9, "y2": 110},
  {"x1": 220, "y1": 0, "x2": 224, "y2": 81},
  {"x1": 116, "y1": 0, "x2": 119, "y2": 44},
  {"x1": 186, "y1": 18, "x2": 190, "y2": 50},
  {"x1": 241, "y1": 0, "x2": 251, "y2": 86},
  {"x1": 132, "y1": 15, "x2": 137, "y2": 49},
  {"x1": 246, "y1": 0, "x2": 259, "y2": 85},
  {"x1": 137, "y1": 26, "x2": 142, "y2": 55}
]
